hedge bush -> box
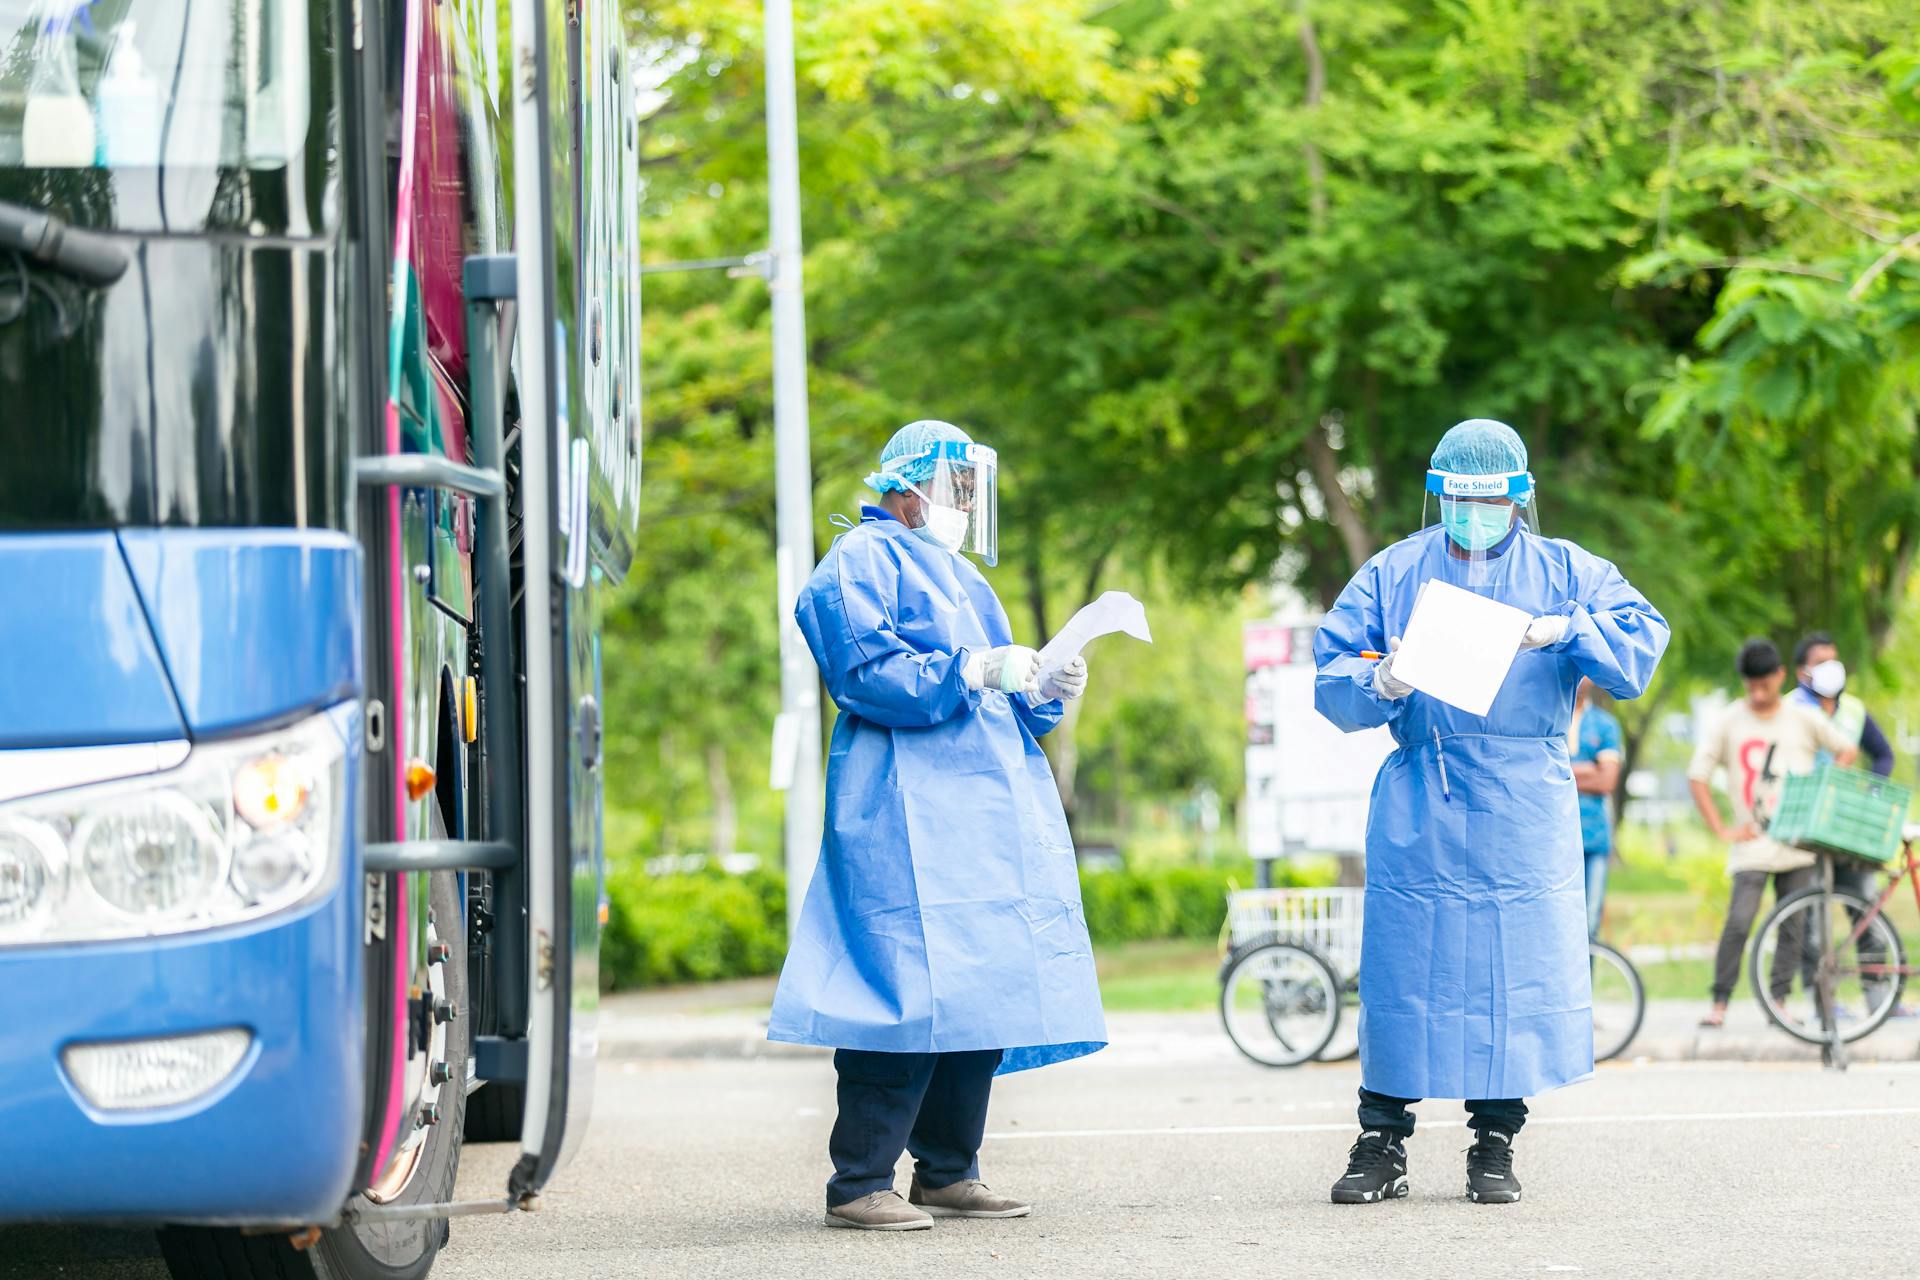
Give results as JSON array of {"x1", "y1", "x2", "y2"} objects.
[
  {"x1": 601, "y1": 864, "x2": 786, "y2": 988},
  {"x1": 1079, "y1": 864, "x2": 1240, "y2": 943},
  {"x1": 600, "y1": 857, "x2": 1319, "y2": 989}
]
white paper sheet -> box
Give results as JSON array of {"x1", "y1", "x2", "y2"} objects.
[
  {"x1": 1388, "y1": 578, "x2": 1531, "y2": 716},
  {"x1": 1036, "y1": 590, "x2": 1153, "y2": 681}
]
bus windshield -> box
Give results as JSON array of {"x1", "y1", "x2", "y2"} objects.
[{"x1": 0, "y1": 0, "x2": 330, "y2": 235}]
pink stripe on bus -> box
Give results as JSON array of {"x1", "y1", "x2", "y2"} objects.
[{"x1": 369, "y1": 0, "x2": 428, "y2": 1183}]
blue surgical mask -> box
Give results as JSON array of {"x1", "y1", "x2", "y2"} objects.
[{"x1": 1442, "y1": 502, "x2": 1514, "y2": 552}]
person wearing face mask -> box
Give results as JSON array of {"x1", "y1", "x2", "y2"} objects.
[
  {"x1": 768, "y1": 420, "x2": 1106, "y2": 1232},
  {"x1": 1315, "y1": 418, "x2": 1669, "y2": 1206},
  {"x1": 1788, "y1": 633, "x2": 1894, "y2": 779},
  {"x1": 1689, "y1": 639, "x2": 1857, "y2": 1029},
  {"x1": 1786, "y1": 633, "x2": 1909, "y2": 1018}
]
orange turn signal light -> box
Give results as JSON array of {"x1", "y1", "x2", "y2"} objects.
[
  {"x1": 233, "y1": 754, "x2": 313, "y2": 829},
  {"x1": 405, "y1": 759, "x2": 437, "y2": 802}
]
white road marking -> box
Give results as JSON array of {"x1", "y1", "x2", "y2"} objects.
[{"x1": 985, "y1": 1105, "x2": 1920, "y2": 1142}]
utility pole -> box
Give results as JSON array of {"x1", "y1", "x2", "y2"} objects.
[{"x1": 764, "y1": 0, "x2": 822, "y2": 934}]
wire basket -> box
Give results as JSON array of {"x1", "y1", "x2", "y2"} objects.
[
  {"x1": 1225, "y1": 886, "x2": 1365, "y2": 982},
  {"x1": 1768, "y1": 764, "x2": 1912, "y2": 866}
]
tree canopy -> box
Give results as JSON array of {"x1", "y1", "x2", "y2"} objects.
[{"x1": 610, "y1": 0, "x2": 1920, "y2": 858}]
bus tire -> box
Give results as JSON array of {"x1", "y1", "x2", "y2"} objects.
[{"x1": 157, "y1": 872, "x2": 469, "y2": 1280}]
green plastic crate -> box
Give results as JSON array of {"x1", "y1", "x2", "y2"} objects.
[{"x1": 1768, "y1": 765, "x2": 1911, "y2": 866}]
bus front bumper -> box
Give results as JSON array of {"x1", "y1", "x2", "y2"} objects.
[{"x1": 0, "y1": 877, "x2": 364, "y2": 1225}]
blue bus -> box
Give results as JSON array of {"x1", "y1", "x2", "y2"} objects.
[{"x1": 0, "y1": 2, "x2": 642, "y2": 1275}]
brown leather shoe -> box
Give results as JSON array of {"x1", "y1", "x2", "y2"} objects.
[
  {"x1": 908, "y1": 1177, "x2": 1032, "y2": 1218},
  {"x1": 824, "y1": 1190, "x2": 934, "y2": 1231}
]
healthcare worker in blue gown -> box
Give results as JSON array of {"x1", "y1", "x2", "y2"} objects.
[
  {"x1": 1314, "y1": 419, "x2": 1667, "y2": 1207},
  {"x1": 768, "y1": 420, "x2": 1107, "y2": 1232}
]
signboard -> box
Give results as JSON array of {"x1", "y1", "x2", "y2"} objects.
[{"x1": 1243, "y1": 618, "x2": 1395, "y2": 861}]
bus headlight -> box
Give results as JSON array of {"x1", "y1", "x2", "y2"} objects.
[
  {"x1": 0, "y1": 709, "x2": 347, "y2": 945},
  {"x1": 231, "y1": 828, "x2": 314, "y2": 901},
  {"x1": 0, "y1": 818, "x2": 67, "y2": 932},
  {"x1": 76, "y1": 794, "x2": 225, "y2": 917}
]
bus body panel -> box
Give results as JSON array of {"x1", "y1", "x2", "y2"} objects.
[
  {"x1": 119, "y1": 530, "x2": 363, "y2": 737},
  {"x1": 0, "y1": 528, "x2": 366, "y2": 1222},
  {"x1": 0, "y1": 533, "x2": 186, "y2": 748},
  {"x1": 0, "y1": 724, "x2": 365, "y2": 1225}
]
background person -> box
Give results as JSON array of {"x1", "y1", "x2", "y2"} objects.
[
  {"x1": 1571, "y1": 679, "x2": 1624, "y2": 937},
  {"x1": 767, "y1": 420, "x2": 1106, "y2": 1232},
  {"x1": 1789, "y1": 632, "x2": 1894, "y2": 777},
  {"x1": 1688, "y1": 638, "x2": 1857, "y2": 1029},
  {"x1": 1787, "y1": 631, "x2": 1906, "y2": 1017},
  {"x1": 1315, "y1": 418, "x2": 1668, "y2": 1207}
]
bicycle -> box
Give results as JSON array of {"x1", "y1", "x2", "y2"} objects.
[
  {"x1": 1218, "y1": 888, "x2": 1357, "y2": 1067},
  {"x1": 1749, "y1": 822, "x2": 1919, "y2": 1068},
  {"x1": 1219, "y1": 887, "x2": 1647, "y2": 1067},
  {"x1": 1587, "y1": 938, "x2": 1646, "y2": 1065}
]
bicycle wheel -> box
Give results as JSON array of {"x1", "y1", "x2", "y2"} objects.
[
  {"x1": 1588, "y1": 940, "x2": 1645, "y2": 1063},
  {"x1": 1751, "y1": 884, "x2": 1907, "y2": 1045},
  {"x1": 1219, "y1": 940, "x2": 1341, "y2": 1068},
  {"x1": 1315, "y1": 976, "x2": 1362, "y2": 1062}
]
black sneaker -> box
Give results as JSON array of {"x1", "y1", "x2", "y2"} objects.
[
  {"x1": 1330, "y1": 1129, "x2": 1409, "y2": 1204},
  {"x1": 1465, "y1": 1128, "x2": 1522, "y2": 1204}
]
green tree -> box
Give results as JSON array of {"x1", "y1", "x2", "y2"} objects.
[
  {"x1": 609, "y1": 0, "x2": 1920, "y2": 859},
  {"x1": 610, "y1": 0, "x2": 1175, "y2": 851}
]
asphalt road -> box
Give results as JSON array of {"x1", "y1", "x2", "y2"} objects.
[{"x1": 11, "y1": 1043, "x2": 1920, "y2": 1279}]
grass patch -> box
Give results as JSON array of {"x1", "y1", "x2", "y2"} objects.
[
  {"x1": 1094, "y1": 938, "x2": 1220, "y2": 1012},
  {"x1": 1635, "y1": 957, "x2": 1714, "y2": 1002}
]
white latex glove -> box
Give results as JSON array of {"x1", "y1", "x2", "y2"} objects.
[
  {"x1": 965, "y1": 644, "x2": 1041, "y2": 694},
  {"x1": 1372, "y1": 637, "x2": 1412, "y2": 700},
  {"x1": 1037, "y1": 655, "x2": 1089, "y2": 703},
  {"x1": 1520, "y1": 614, "x2": 1568, "y2": 651}
]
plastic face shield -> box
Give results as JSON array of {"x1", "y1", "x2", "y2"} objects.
[
  {"x1": 908, "y1": 440, "x2": 999, "y2": 566},
  {"x1": 1420, "y1": 468, "x2": 1539, "y2": 589}
]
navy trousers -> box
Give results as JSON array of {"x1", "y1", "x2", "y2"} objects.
[
  {"x1": 1358, "y1": 1088, "x2": 1528, "y2": 1139},
  {"x1": 827, "y1": 1048, "x2": 1002, "y2": 1208}
]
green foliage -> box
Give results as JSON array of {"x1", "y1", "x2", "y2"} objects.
[
  {"x1": 608, "y1": 0, "x2": 1920, "y2": 888},
  {"x1": 1071, "y1": 584, "x2": 1255, "y2": 819},
  {"x1": 602, "y1": 866, "x2": 788, "y2": 988},
  {"x1": 1079, "y1": 864, "x2": 1238, "y2": 943},
  {"x1": 599, "y1": 860, "x2": 1318, "y2": 987},
  {"x1": 1079, "y1": 857, "x2": 1334, "y2": 944},
  {"x1": 1642, "y1": 263, "x2": 1920, "y2": 674}
]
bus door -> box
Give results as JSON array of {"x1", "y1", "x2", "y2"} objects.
[{"x1": 502, "y1": 0, "x2": 620, "y2": 1195}]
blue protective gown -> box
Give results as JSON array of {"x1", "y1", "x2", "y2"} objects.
[
  {"x1": 767, "y1": 511, "x2": 1108, "y2": 1074},
  {"x1": 1314, "y1": 526, "x2": 1668, "y2": 1099}
]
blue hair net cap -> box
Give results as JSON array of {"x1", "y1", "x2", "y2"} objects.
[
  {"x1": 1431, "y1": 418, "x2": 1527, "y2": 476},
  {"x1": 866, "y1": 419, "x2": 972, "y2": 493}
]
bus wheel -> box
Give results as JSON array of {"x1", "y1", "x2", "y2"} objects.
[{"x1": 157, "y1": 872, "x2": 470, "y2": 1280}]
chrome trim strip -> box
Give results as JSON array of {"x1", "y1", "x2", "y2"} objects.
[{"x1": 0, "y1": 741, "x2": 192, "y2": 805}]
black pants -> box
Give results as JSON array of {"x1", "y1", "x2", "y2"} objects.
[
  {"x1": 1358, "y1": 1088, "x2": 1528, "y2": 1139},
  {"x1": 1711, "y1": 866, "x2": 1815, "y2": 1003},
  {"x1": 827, "y1": 1048, "x2": 1002, "y2": 1208}
]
